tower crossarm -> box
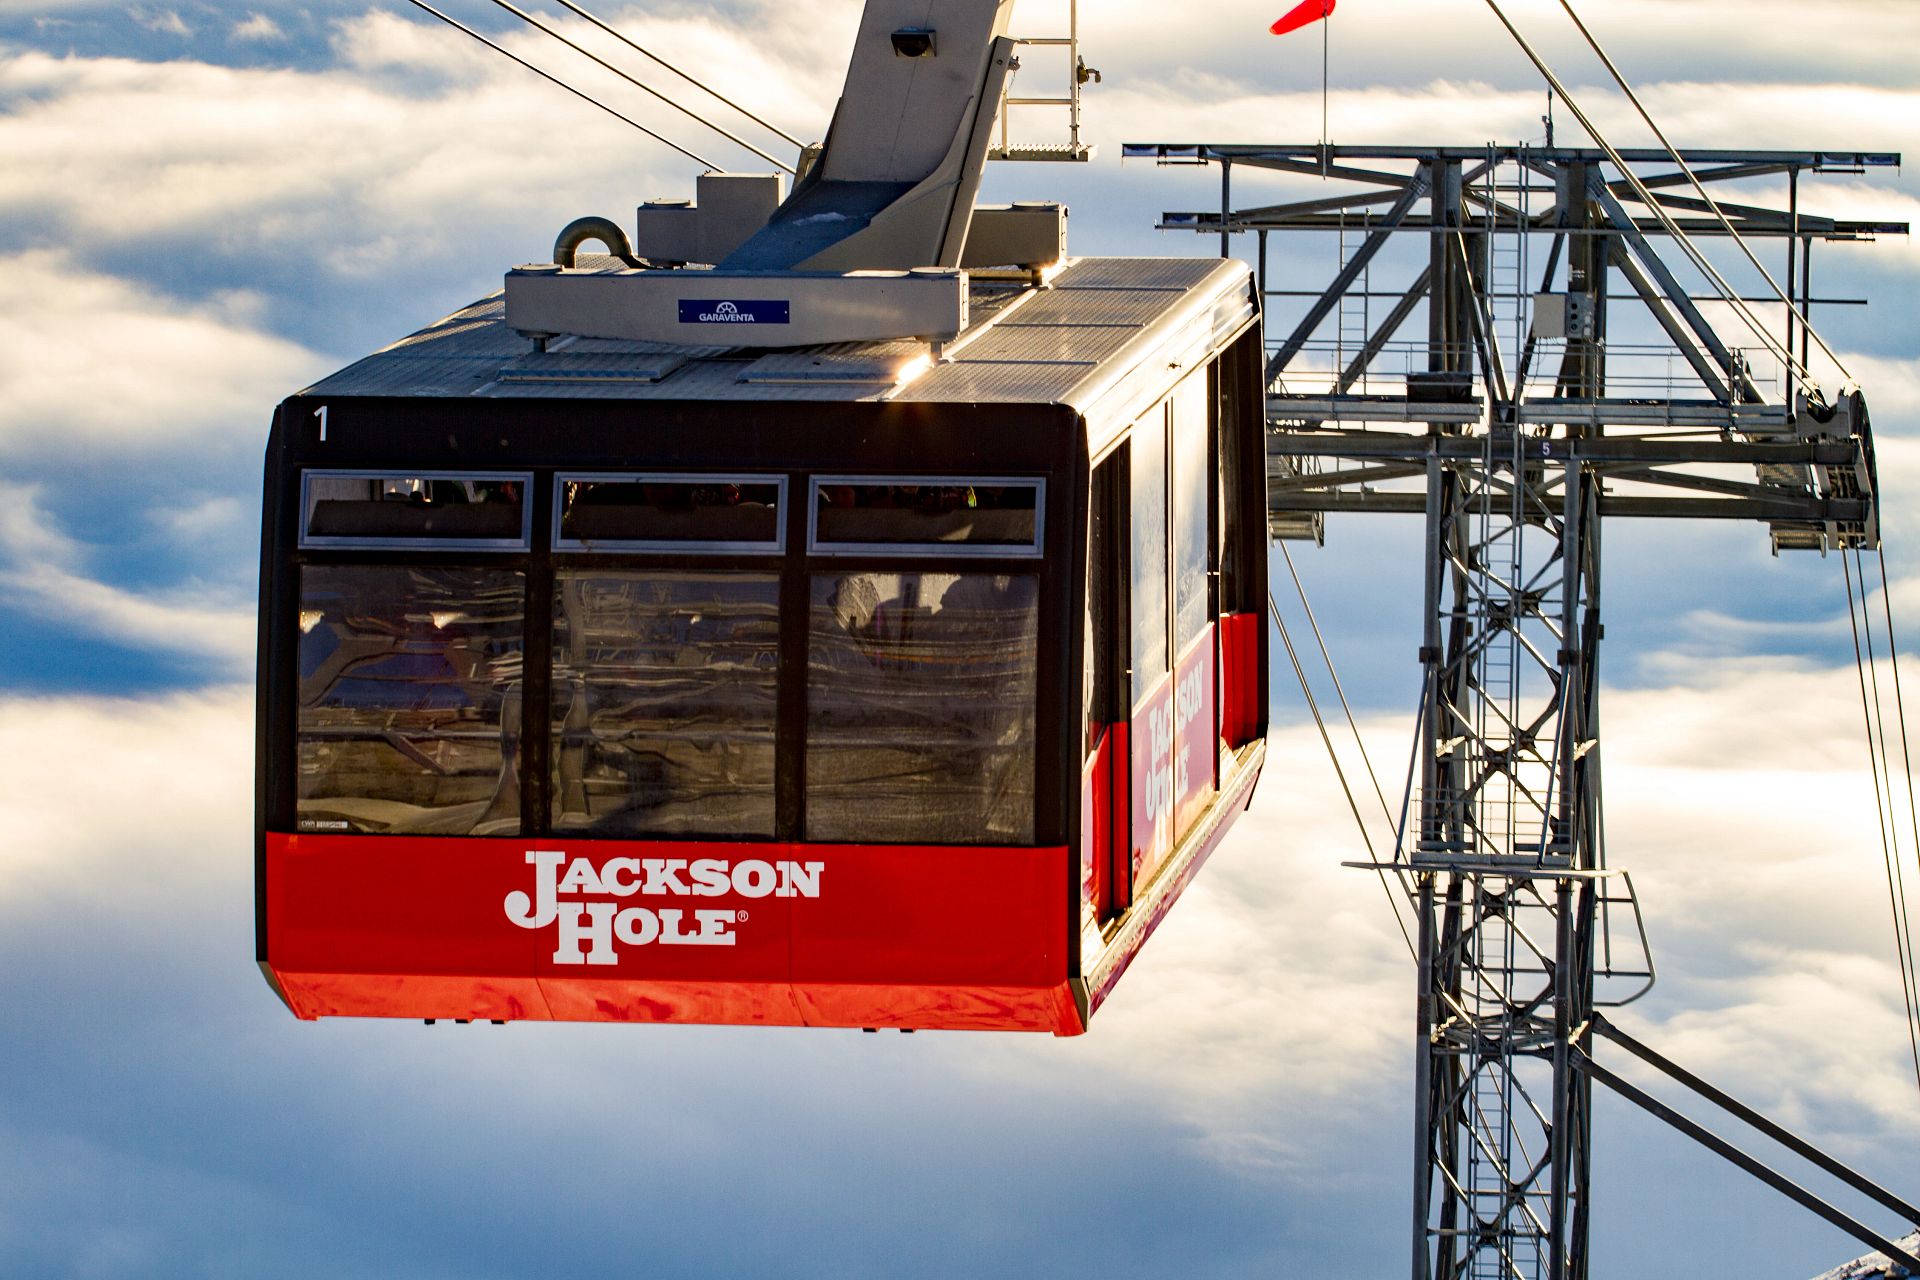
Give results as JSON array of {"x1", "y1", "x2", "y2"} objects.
[
  {"x1": 1135, "y1": 143, "x2": 1898, "y2": 555},
  {"x1": 1266, "y1": 428, "x2": 1876, "y2": 545}
]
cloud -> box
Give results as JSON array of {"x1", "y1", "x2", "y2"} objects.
[
  {"x1": 2, "y1": 658, "x2": 1916, "y2": 1275},
  {"x1": 0, "y1": 686, "x2": 1410, "y2": 1277},
  {"x1": 0, "y1": 7, "x2": 1914, "y2": 1271},
  {"x1": 1, "y1": 558, "x2": 255, "y2": 669},
  {"x1": 229, "y1": 12, "x2": 284, "y2": 43},
  {"x1": 0, "y1": 14, "x2": 825, "y2": 269},
  {"x1": 149, "y1": 494, "x2": 247, "y2": 540},
  {"x1": 1084, "y1": 0, "x2": 1920, "y2": 101},
  {"x1": 130, "y1": 7, "x2": 190, "y2": 38},
  {"x1": 1558, "y1": 655, "x2": 1920, "y2": 1143},
  {"x1": 0, "y1": 686, "x2": 252, "y2": 902},
  {"x1": 0, "y1": 249, "x2": 324, "y2": 455}
]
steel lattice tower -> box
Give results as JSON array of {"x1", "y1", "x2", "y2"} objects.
[{"x1": 1126, "y1": 141, "x2": 1910, "y2": 1278}]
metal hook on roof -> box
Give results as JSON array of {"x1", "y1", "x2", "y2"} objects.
[{"x1": 552, "y1": 216, "x2": 644, "y2": 269}]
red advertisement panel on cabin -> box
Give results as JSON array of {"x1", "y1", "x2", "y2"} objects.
[
  {"x1": 265, "y1": 834, "x2": 1078, "y2": 1033},
  {"x1": 1130, "y1": 627, "x2": 1219, "y2": 891}
]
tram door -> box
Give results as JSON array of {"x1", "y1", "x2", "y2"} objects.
[
  {"x1": 1125, "y1": 375, "x2": 1219, "y2": 904},
  {"x1": 1082, "y1": 455, "x2": 1124, "y2": 926},
  {"x1": 1084, "y1": 368, "x2": 1222, "y2": 929}
]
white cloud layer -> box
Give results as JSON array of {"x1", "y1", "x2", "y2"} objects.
[
  {"x1": 0, "y1": 249, "x2": 323, "y2": 456},
  {"x1": 1, "y1": 663, "x2": 1915, "y2": 1273},
  {"x1": 1, "y1": 5, "x2": 1912, "y2": 273},
  {"x1": 1, "y1": 6, "x2": 1918, "y2": 1268},
  {"x1": 0, "y1": 11, "x2": 834, "y2": 271}
]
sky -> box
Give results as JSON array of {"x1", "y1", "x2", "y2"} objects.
[{"x1": 2, "y1": 0, "x2": 1919, "y2": 1275}]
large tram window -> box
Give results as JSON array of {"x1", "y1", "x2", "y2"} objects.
[
  {"x1": 301, "y1": 472, "x2": 530, "y2": 549},
  {"x1": 1171, "y1": 375, "x2": 1211, "y2": 651},
  {"x1": 806, "y1": 571, "x2": 1038, "y2": 843},
  {"x1": 811, "y1": 478, "x2": 1042, "y2": 555},
  {"x1": 551, "y1": 571, "x2": 779, "y2": 837},
  {"x1": 296, "y1": 565, "x2": 525, "y2": 835},
  {"x1": 556, "y1": 475, "x2": 784, "y2": 552},
  {"x1": 1130, "y1": 413, "x2": 1169, "y2": 684}
]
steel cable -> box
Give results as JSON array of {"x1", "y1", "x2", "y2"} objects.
[
  {"x1": 1553, "y1": 0, "x2": 1853, "y2": 384},
  {"x1": 1843, "y1": 550, "x2": 1920, "y2": 1095},
  {"x1": 1269, "y1": 590, "x2": 1417, "y2": 958},
  {"x1": 1278, "y1": 540, "x2": 1399, "y2": 836},
  {"x1": 542, "y1": 0, "x2": 804, "y2": 150},
  {"x1": 402, "y1": 0, "x2": 718, "y2": 169},
  {"x1": 1871, "y1": 545, "x2": 1920, "y2": 1042},
  {"x1": 1476, "y1": 0, "x2": 1815, "y2": 387},
  {"x1": 1531, "y1": 0, "x2": 1917, "y2": 1096},
  {"x1": 1866, "y1": 547, "x2": 1920, "y2": 1094},
  {"x1": 481, "y1": 0, "x2": 797, "y2": 173}
]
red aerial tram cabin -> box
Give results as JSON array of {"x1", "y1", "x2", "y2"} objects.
[
  {"x1": 256, "y1": 256, "x2": 1269, "y2": 1034},
  {"x1": 257, "y1": 0, "x2": 1273, "y2": 1034}
]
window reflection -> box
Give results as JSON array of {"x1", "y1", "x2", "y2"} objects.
[
  {"x1": 558, "y1": 476, "x2": 782, "y2": 549},
  {"x1": 552, "y1": 572, "x2": 779, "y2": 837},
  {"x1": 1172, "y1": 376, "x2": 1211, "y2": 651},
  {"x1": 297, "y1": 565, "x2": 525, "y2": 834},
  {"x1": 807, "y1": 571, "x2": 1038, "y2": 843},
  {"x1": 303, "y1": 473, "x2": 527, "y2": 546},
  {"x1": 1131, "y1": 413, "x2": 1169, "y2": 685},
  {"x1": 813, "y1": 479, "x2": 1041, "y2": 551}
]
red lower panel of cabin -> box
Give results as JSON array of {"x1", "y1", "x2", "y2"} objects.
[
  {"x1": 263, "y1": 836, "x2": 1085, "y2": 1034},
  {"x1": 1219, "y1": 610, "x2": 1263, "y2": 749}
]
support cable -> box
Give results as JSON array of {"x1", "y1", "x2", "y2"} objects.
[
  {"x1": 1278, "y1": 541, "x2": 1399, "y2": 835},
  {"x1": 481, "y1": 0, "x2": 798, "y2": 174},
  {"x1": 541, "y1": 0, "x2": 804, "y2": 150},
  {"x1": 1843, "y1": 550, "x2": 1920, "y2": 1095},
  {"x1": 1872, "y1": 541, "x2": 1920, "y2": 1097},
  {"x1": 1856, "y1": 548, "x2": 1920, "y2": 1095},
  {"x1": 1552, "y1": 0, "x2": 1853, "y2": 384},
  {"x1": 1269, "y1": 591, "x2": 1417, "y2": 957},
  {"x1": 402, "y1": 0, "x2": 718, "y2": 169},
  {"x1": 1476, "y1": 0, "x2": 1814, "y2": 386}
]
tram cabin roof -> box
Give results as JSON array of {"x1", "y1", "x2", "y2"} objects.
[{"x1": 300, "y1": 256, "x2": 1255, "y2": 444}]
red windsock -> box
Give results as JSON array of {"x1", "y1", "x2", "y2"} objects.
[{"x1": 1270, "y1": 0, "x2": 1335, "y2": 36}]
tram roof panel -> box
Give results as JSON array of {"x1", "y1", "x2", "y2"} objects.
[{"x1": 299, "y1": 256, "x2": 1254, "y2": 417}]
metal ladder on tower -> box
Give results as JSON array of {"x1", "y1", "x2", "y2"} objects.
[
  {"x1": 1480, "y1": 145, "x2": 1528, "y2": 401},
  {"x1": 1335, "y1": 209, "x2": 1372, "y2": 394},
  {"x1": 987, "y1": 0, "x2": 1097, "y2": 161}
]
